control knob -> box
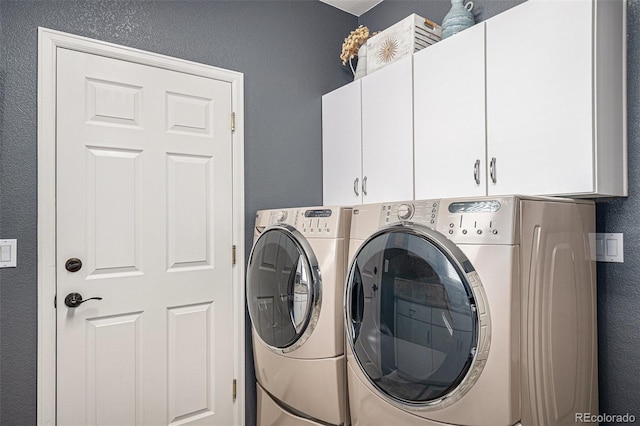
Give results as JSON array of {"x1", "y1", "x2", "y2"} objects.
[
  {"x1": 396, "y1": 204, "x2": 414, "y2": 220},
  {"x1": 275, "y1": 210, "x2": 288, "y2": 222}
]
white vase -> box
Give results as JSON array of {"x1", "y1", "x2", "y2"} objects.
[{"x1": 353, "y1": 44, "x2": 367, "y2": 80}]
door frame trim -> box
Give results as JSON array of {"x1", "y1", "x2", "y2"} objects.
[{"x1": 37, "y1": 27, "x2": 246, "y2": 425}]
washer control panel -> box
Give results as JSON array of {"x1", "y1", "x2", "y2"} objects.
[
  {"x1": 378, "y1": 197, "x2": 518, "y2": 244},
  {"x1": 297, "y1": 208, "x2": 335, "y2": 235},
  {"x1": 257, "y1": 207, "x2": 348, "y2": 238}
]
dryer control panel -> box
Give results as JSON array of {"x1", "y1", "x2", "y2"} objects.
[{"x1": 378, "y1": 196, "x2": 518, "y2": 245}]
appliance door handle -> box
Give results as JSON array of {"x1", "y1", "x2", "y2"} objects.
[
  {"x1": 353, "y1": 178, "x2": 359, "y2": 196},
  {"x1": 349, "y1": 268, "x2": 364, "y2": 340},
  {"x1": 287, "y1": 257, "x2": 299, "y2": 330},
  {"x1": 362, "y1": 176, "x2": 368, "y2": 196},
  {"x1": 473, "y1": 159, "x2": 480, "y2": 185},
  {"x1": 489, "y1": 157, "x2": 497, "y2": 184}
]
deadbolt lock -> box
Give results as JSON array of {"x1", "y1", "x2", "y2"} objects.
[{"x1": 65, "y1": 258, "x2": 82, "y2": 272}]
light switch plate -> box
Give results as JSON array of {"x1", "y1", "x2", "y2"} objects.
[
  {"x1": 0, "y1": 239, "x2": 17, "y2": 268},
  {"x1": 595, "y1": 233, "x2": 623, "y2": 263}
]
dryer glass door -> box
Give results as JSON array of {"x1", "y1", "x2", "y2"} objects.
[
  {"x1": 346, "y1": 226, "x2": 481, "y2": 405},
  {"x1": 247, "y1": 227, "x2": 318, "y2": 350}
]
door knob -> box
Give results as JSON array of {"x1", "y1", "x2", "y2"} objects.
[
  {"x1": 64, "y1": 292, "x2": 102, "y2": 308},
  {"x1": 65, "y1": 258, "x2": 83, "y2": 272}
]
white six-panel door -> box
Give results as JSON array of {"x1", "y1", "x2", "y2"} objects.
[{"x1": 56, "y1": 47, "x2": 234, "y2": 425}]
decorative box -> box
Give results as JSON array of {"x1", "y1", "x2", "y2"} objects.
[{"x1": 366, "y1": 13, "x2": 442, "y2": 74}]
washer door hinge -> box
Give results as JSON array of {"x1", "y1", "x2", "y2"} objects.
[
  {"x1": 231, "y1": 112, "x2": 236, "y2": 132},
  {"x1": 232, "y1": 245, "x2": 237, "y2": 265},
  {"x1": 232, "y1": 379, "x2": 237, "y2": 400}
]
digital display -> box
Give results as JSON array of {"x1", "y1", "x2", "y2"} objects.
[
  {"x1": 304, "y1": 209, "x2": 332, "y2": 218},
  {"x1": 448, "y1": 200, "x2": 501, "y2": 213}
]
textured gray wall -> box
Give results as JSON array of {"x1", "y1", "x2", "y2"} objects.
[
  {"x1": 358, "y1": 0, "x2": 526, "y2": 34},
  {"x1": 2, "y1": 0, "x2": 638, "y2": 423},
  {"x1": 362, "y1": 0, "x2": 640, "y2": 421},
  {"x1": 0, "y1": 1, "x2": 355, "y2": 424},
  {"x1": 596, "y1": 0, "x2": 640, "y2": 417}
]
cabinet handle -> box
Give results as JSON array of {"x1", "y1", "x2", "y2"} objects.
[
  {"x1": 489, "y1": 157, "x2": 497, "y2": 183},
  {"x1": 473, "y1": 160, "x2": 480, "y2": 185},
  {"x1": 424, "y1": 18, "x2": 437, "y2": 30},
  {"x1": 353, "y1": 178, "x2": 360, "y2": 196},
  {"x1": 362, "y1": 176, "x2": 368, "y2": 196}
]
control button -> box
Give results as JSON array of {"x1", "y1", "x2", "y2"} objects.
[
  {"x1": 326, "y1": 228, "x2": 330, "y2": 232},
  {"x1": 492, "y1": 229, "x2": 499, "y2": 235},
  {"x1": 431, "y1": 214, "x2": 436, "y2": 218},
  {"x1": 397, "y1": 203, "x2": 414, "y2": 220},
  {"x1": 432, "y1": 208, "x2": 437, "y2": 213},
  {"x1": 430, "y1": 219, "x2": 435, "y2": 224},
  {"x1": 449, "y1": 223, "x2": 455, "y2": 228},
  {"x1": 477, "y1": 230, "x2": 482, "y2": 235},
  {"x1": 448, "y1": 229, "x2": 454, "y2": 235},
  {"x1": 462, "y1": 229, "x2": 468, "y2": 235},
  {"x1": 432, "y1": 203, "x2": 437, "y2": 207}
]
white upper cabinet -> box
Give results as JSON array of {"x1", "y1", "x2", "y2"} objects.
[
  {"x1": 485, "y1": 0, "x2": 627, "y2": 197},
  {"x1": 361, "y1": 56, "x2": 414, "y2": 204},
  {"x1": 322, "y1": 81, "x2": 363, "y2": 206},
  {"x1": 322, "y1": 0, "x2": 626, "y2": 203},
  {"x1": 322, "y1": 56, "x2": 414, "y2": 206},
  {"x1": 414, "y1": 23, "x2": 486, "y2": 199}
]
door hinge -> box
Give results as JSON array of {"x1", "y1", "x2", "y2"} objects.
[
  {"x1": 232, "y1": 379, "x2": 237, "y2": 400},
  {"x1": 54, "y1": 295, "x2": 57, "y2": 308},
  {"x1": 232, "y1": 245, "x2": 237, "y2": 265},
  {"x1": 231, "y1": 112, "x2": 236, "y2": 132}
]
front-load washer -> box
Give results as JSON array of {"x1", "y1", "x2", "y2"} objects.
[
  {"x1": 247, "y1": 206, "x2": 352, "y2": 425},
  {"x1": 344, "y1": 196, "x2": 597, "y2": 426}
]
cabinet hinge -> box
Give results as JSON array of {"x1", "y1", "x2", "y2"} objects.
[
  {"x1": 231, "y1": 112, "x2": 236, "y2": 132},
  {"x1": 232, "y1": 245, "x2": 237, "y2": 266},
  {"x1": 232, "y1": 379, "x2": 237, "y2": 400}
]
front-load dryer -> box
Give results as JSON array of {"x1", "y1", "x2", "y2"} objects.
[
  {"x1": 247, "y1": 206, "x2": 352, "y2": 425},
  {"x1": 344, "y1": 196, "x2": 597, "y2": 426}
]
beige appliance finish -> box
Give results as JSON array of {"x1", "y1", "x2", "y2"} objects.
[
  {"x1": 247, "y1": 207, "x2": 352, "y2": 425},
  {"x1": 345, "y1": 196, "x2": 597, "y2": 426}
]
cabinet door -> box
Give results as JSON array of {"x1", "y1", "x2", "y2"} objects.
[
  {"x1": 322, "y1": 81, "x2": 363, "y2": 205},
  {"x1": 486, "y1": 0, "x2": 594, "y2": 196},
  {"x1": 414, "y1": 23, "x2": 486, "y2": 199},
  {"x1": 361, "y1": 56, "x2": 414, "y2": 204}
]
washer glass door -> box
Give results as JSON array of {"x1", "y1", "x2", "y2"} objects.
[
  {"x1": 346, "y1": 225, "x2": 482, "y2": 406},
  {"x1": 247, "y1": 226, "x2": 319, "y2": 351}
]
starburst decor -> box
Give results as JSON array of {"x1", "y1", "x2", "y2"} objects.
[{"x1": 378, "y1": 38, "x2": 399, "y2": 63}]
